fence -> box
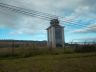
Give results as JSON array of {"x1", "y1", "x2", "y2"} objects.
[{"x1": 0, "y1": 40, "x2": 96, "y2": 58}]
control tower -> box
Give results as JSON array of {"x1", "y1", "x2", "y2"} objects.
[{"x1": 47, "y1": 19, "x2": 65, "y2": 48}]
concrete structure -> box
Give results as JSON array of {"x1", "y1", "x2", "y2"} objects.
[{"x1": 47, "y1": 19, "x2": 65, "y2": 48}]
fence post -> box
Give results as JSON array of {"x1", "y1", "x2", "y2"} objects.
[{"x1": 11, "y1": 40, "x2": 15, "y2": 56}]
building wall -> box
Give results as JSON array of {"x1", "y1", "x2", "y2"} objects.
[
  {"x1": 47, "y1": 27, "x2": 56, "y2": 48},
  {"x1": 47, "y1": 26, "x2": 64, "y2": 48}
]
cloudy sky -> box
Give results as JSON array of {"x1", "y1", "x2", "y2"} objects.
[{"x1": 0, "y1": 0, "x2": 96, "y2": 42}]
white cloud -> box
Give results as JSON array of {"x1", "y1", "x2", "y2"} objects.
[
  {"x1": 73, "y1": 23, "x2": 96, "y2": 33},
  {"x1": 81, "y1": 0, "x2": 96, "y2": 13},
  {"x1": 0, "y1": 0, "x2": 96, "y2": 35},
  {"x1": 76, "y1": 37, "x2": 96, "y2": 42},
  {"x1": 9, "y1": 16, "x2": 49, "y2": 35}
]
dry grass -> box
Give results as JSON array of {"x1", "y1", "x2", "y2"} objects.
[{"x1": 0, "y1": 47, "x2": 67, "y2": 58}]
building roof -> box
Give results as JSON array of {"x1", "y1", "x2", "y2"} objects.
[{"x1": 46, "y1": 24, "x2": 64, "y2": 30}]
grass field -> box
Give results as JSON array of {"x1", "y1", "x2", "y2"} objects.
[
  {"x1": 0, "y1": 47, "x2": 74, "y2": 58},
  {"x1": 0, "y1": 52, "x2": 96, "y2": 72}
]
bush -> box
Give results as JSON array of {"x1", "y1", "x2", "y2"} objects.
[{"x1": 75, "y1": 44, "x2": 96, "y2": 53}]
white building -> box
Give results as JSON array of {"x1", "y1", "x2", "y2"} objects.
[{"x1": 47, "y1": 19, "x2": 65, "y2": 48}]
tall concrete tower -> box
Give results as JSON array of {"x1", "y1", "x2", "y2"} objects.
[{"x1": 47, "y1": 19, "x2": 65, "y2": 48}]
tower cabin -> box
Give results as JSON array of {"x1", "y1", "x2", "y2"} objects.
[{"x1": 47, "y1": 19, "x2": 65, "y2": 48}]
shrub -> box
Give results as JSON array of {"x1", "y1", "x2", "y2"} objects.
[{"x1": 75, "y1": 44, "x2": 96, "y2": 53}]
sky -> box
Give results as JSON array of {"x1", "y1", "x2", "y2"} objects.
[{"x1": 0, "y1": 0, "x2": 96, "y2": 42}]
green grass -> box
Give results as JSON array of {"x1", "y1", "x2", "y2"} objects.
[{"x1": 0, "y1": 53, "x2": 96, "y2": 72}]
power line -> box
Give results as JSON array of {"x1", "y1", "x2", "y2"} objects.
[
  {"x1": 0, "y1": 2, "x2": 95, "y2": 29},
  {"x1": 0, "y1": 3, "x2": 83, "y2": 27}
]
